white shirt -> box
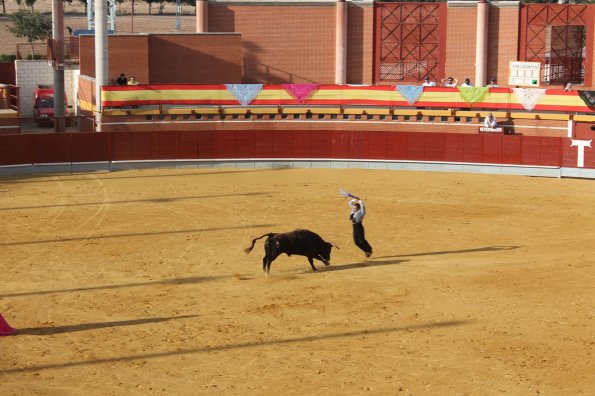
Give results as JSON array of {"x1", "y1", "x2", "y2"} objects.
[
  {"x1": 484, "y1": 116, "x2": 497, "y2": 128},
  {"x1": 422, "y1": 81, "x2": 436, "y2": 87},
  {"x1": 461, "y1": 82, "x2": 474, "y2": 87},
  {"x1": 349, "y1": 199, "x2": 366, "y2": 224}
]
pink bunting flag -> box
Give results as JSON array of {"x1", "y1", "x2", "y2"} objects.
[{"x1": 283, "y1": 84, "x2": 319, "y2": 104}]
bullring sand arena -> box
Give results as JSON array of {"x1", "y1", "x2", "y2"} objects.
[{"x1": 1, "y1": 167, "x2": 594, "y2": 395}]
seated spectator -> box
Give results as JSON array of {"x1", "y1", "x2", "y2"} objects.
[
  {"x1": 422, "y1": 76, "x2": 436, "y2": 87},
  {"x1": 127, "y1": 76, "x2": 140, "y2": 86},
  {"x1": 564, "y1": 82, "x2": 573, "y2": 92},
  {"x1": 484, "y1": 113, "x2": 497, "y2": 128},
  {"x1": 461, "y1": 78, "x2": 474, "y2": 87},
  {"x1": 487, "y1": 77, "x2": 498, "y2": 88},
  {"x1": 116, "y1": 73, "x2": 127, "y2": 85},
  {"x1": 441, "y1": 77, "x2": 458, "y2": 87}
]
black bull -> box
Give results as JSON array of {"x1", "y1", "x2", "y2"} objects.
[{"x1": 244, "y1": 229, "x2": 338, "y2": 274}]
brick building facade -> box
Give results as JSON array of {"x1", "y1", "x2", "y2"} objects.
[{"x1": 73, "y1": 1, "x2": 594, "y2": 88}]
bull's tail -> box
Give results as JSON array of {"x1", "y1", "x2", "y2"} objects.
[{"x1": 244, "y1": 233, "x2": 274, "y2": 254}]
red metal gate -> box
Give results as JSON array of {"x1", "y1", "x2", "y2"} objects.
[
  {"x1": 374, "y1": 2, "x2": 446, "y2": 84},
  {"x1": 519, "y1": 4, "x2": 590, "y2": 85}
]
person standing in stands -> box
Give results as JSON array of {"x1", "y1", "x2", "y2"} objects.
[
  {"x1": 116, "y1": 73, "x2": 128, "y2": 85},
  {"x1": 348, "y1": 196, "x2": 373, "y2": 258},
  {"x1": 422, "y1": 76, "x2": 437, "y2": 87},
  {"x1": 487, "y1": 77, "x2": 498, "y2": 88},
  {"x1": 127, "y1": 76, "x2": 139, "y2": 86},
  {"x1": 442, "y1": 77, "x2": 458, "y2": 87},
  {"x1": 461, "y1": 78, "x2": 474, "y2": 87}
]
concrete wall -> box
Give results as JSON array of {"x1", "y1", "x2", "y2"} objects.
[{"x1": 15, "y1": 60, "x2": 79, "y2": 117}]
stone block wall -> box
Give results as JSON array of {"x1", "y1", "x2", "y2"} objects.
[{"x1": 15, "y1": 60, "x2": 79, "y2": 117}]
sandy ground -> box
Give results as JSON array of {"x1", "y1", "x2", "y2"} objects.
[{"x1": 1, "y1": 167, "x2": 594, "y2": 395}]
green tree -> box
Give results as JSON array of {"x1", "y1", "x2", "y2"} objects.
[
  {"x1": 8, "y1": 9, "x2": 52, "y2": 58},
  {"x1": 15, "y1": 0, "x2": 38, "y2": 11}
]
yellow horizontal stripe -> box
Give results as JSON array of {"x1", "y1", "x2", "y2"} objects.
[
  {"x1": 311, "y1": 89, "x2": 401, "y2": 102},
  {"x1": 102, "y1": 89, "x2": 236, "y2": 102},
  {"x1": 103, "y1": 109, "x2": 129, "y2": 116},
  {"x1": 393, "y1": 109, "x2": 421, "y2": 116},
  {"x1": 129, "y1": 109, "x2": 160, "y2": 115},
  {"x1": 419, "y1": 109, "x2": 452, "y2": 116},
  {"x1": 247, "y1": 107, "x2": 280, "y2": 114},
  {"x1": 574, "y1": 115, "x2": 595, "y2": 122},
  {"x1": 256, "y1": 89, "x2": 293, "y2": 101},
  {"x1": 193, "y1": 107, "x2": 221, "y2": 114},
  {"x1": 535, "y1": 113, "x2": 569, "y2": 121},
  {"x1": 509, "y1": 112, "x2": 539, "y2": 119},
  {"x1": 537, "y1": 94, "x2": 587, "y2": 107},
  {"x1": 343, "y1": 107, "x2": 391, "y2": 115},
  {"x1": 456, "y1": 111, "x2": 507, "y2": 118},
  {"x1": 163, "y1": 108, "x2": 195, "y2": 115},
  {"x1": 283, "y1": 107, "x2": 342, "y2": 114}
]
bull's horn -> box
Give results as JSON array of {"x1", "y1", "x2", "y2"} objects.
[{"x1": 330, "y1": 242, "x2": 339, "y2": 250}]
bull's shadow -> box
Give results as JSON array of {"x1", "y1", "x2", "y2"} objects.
[{"x1": 321, "y1": 258, "x2": 408, "y2": 272}]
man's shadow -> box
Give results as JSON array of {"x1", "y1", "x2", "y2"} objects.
[{"x1": 503, "y1": 116, "x2": 518, "y2": 135}]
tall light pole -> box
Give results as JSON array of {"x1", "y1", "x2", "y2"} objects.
[
  {"x1": 475, "y1": 0, "x2": 489, "y2": 87},
  {"x1": 52, "y1": 0, "x2": 65, "y2": 132},
  {"x1": 94, "y1": 0, "x2": 108, "y2": 131}
]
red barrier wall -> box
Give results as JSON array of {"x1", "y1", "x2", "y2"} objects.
[{"x1": 2, "y1": 130, "x2": 595, "y2": 171}]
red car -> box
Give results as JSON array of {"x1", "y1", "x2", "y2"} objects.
[{"x1": 33, "y1": 84, "x2": 71, "y2": 127}]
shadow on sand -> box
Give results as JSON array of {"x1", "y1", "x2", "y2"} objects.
[
  {"x1": 15, "y1": 315, "x2": 199, "y2": 336},
  {"x1": 0, "y1": 224, "x2": 278, "y2": 247},
  {"x1": 373, "y1": 245, "x2": 520, "y2": 259},
  {"x1": 0, "y1": 168, "x2": 281, "y2": 184},
  {"x1": 0, "y1": 192, "x2": 271, "y2": 211},
  {"x1": 0, "y1": 275, "x2": 228, "y2": 299},
  {"x1": 3, "y1": 319, "x2": 473, "y2": 374},
  {"x1": 321, "y1": 258, "x2": 408, "y2": 272}
]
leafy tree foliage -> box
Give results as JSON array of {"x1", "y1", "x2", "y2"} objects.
[{"x1": 8, "y1": 9, "x2": 52, "y2": 57}]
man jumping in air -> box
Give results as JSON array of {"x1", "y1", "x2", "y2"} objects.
[{"x1": 348, "y1": 196, "x2": 373, "y2": 258}]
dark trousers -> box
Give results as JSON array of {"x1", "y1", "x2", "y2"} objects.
[{"x1": 352, "y1": 222, "x2": 372, "y2": 253}]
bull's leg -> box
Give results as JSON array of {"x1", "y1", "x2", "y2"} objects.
[
  {"x1": 317, "y1": 254, "x2": 331, "y2": 266},
  {"x1": 307, "y1": 257, "x2": 318, "y2": 272},
  {"x1": 263, "y1": 254, "x2": 278, "y2": 275},
  {"x1": 266, "y1": 256, "x2": 277, "y2": 275}
]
